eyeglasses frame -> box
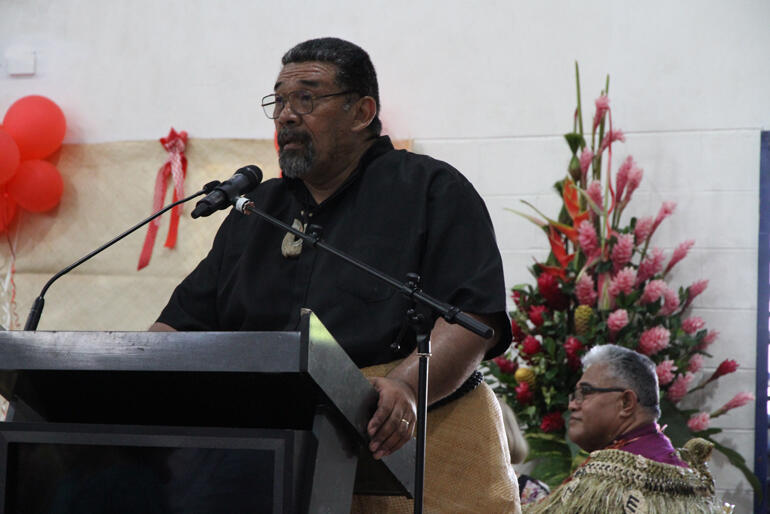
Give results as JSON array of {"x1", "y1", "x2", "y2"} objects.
[{"x1": 261, "y1": 89, "x2": 355, "y2": 119}]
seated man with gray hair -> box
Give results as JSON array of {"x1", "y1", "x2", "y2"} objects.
[{"x1": 525, "y1": 344, "x2": 722, "y2": 513}]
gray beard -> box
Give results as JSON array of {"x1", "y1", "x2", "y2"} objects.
[{"x1": 279, "y1": 142, "x2": 316, "y2": 179}]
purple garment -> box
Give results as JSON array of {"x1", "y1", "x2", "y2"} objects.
[{"x1": 612, "y1": 422, "x2": 689, "y2": 467}]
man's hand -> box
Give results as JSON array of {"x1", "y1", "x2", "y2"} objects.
[{"x1": 366, "y1": 376, "x2": 417, "y2": 459}]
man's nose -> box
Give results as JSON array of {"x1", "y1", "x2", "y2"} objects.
[{"x1": 276, "y1": 102, "x2": 300, "y2": 125}]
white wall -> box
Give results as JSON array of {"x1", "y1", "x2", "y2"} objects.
[{"x1": 2, "y1": 0, "x2": 769, "y2": 510}]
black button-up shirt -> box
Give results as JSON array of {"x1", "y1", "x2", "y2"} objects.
[{"x1": 158, "y1": 136, "x2": 511, "y2": 367}]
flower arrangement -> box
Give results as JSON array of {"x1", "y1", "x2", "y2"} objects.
[{"x1": 486, "y1": 64, "x2": 758, "y2": 494}]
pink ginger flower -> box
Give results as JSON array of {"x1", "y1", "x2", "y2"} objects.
[
  {"x1": 660, "y1": 287, "x2": 680, "y2": 316},
  {"x1": 667, "y1": 372, "x2": 694, "y2": 403},
  {"x1": 687, "y1": 279, "x2": 709, "y2": 303},
  {"x1": 607, "y1": 309, "x2": 629, "y2": 333},
  {"x1": 682, "y1": 316, "x2": 706, "y2": 335},
  {"x1": 698, "y1": 330, "x2": 719, "y2": 350},
  {"x1": 634, "y1": 217, "x2": 654, "y2": 245},
  {"x1": 579, "y1": 148, "x2": 594, "y2": 178},
  {"x1": 713, "y1": 392, "x2": 755, "y2": 416},
  {"x1": 609, "y1": 267, "x2": 636, "y2": 298},
  {"x1": 586, "y1": 181, "x2": 603, "y2": 211},
  {"x1": 624, "y1": 166, "x2": 644, "y2": 203},
  {"x1": 688, "y1": 354, "x2": 704, "y2": 373},
  {"x1": 611, "y1": 234, "x2": 635, "y2": 271},
  {"x1": 638, "y1": 325, "x2": 670, "y2": 356},
  {"x1": 687, "y1": 412, "x2": 711, "y2": 432},
  {"x1": 656, "y1": 359, "x2": 678, "y2": 386},
  {"x1": 600, "y1": 128, "x2": 625, "y2": 152},
  {"x1": 576, "y1": 273, "x2": 598, "y2": 306},
  {"x1": 665, "y1": 240, "x2": 695, "y2": 274},
  {"x1": 592, "y1": 95, "x2": 610, "y2": 132},
  {"x1": 640, "y1": 279, "x2": 667, "y2": 304},
  {"x1": 652, "y1": 201, "x2": 677, "y2": 234},
  {"x1": 637, "y1": 247, "x2": 665, "y2": 284},
  {"x1": 615, "y1": 156, "x2": 634, "y2": 200},
  {"x1": 577, "y1": 220, "x2": 599, "y2": 256}
]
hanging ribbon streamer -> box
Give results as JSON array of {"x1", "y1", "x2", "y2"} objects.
[{"x1": 137, "y1": 128, "x2": 188, "y2": 270}]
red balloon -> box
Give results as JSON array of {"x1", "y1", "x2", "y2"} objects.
[
  {"x1": 2, "y1": 95, "x2": 66, "y2": 160},
  {"x1": 0, "y1": 127, "x2": 20, "y2": 185},
  {"x1": 0, "y1": 189, "x2": 17, "y2": 232},
  {"x1": 7, "y1": 160, "x2": 63, "y2": 212}
]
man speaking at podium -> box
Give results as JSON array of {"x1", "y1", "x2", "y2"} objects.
[{"x1": 151, "y1": 37, "x2": 520, "y2": 512}]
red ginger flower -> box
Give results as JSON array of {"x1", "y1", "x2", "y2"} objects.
[
  {"x1": 586, "y1": 181, "x2": 603, "y2": 213},
  {"x1": 688, "y1": 354, "x2": 704, "y2": 373},
  {"x1": 687, "y1": 279, "x2": 709, "y2": 304},
  {"x1": 515, "y1": 381, "x2": 533, "y2": 405},
  {"x1": 493, "y1": 356, "x2": 517, "y2": 375},
  {"x1": 541, "y1": 411, "x2": 565, "y2": 433},
  {"x1": 652, "y1": 201, "x2": 677, "y2": 234},
  {"x1": 698, "y1": 330, "x2": 719, "y2": 350},
  {"x1": 609, "y1": 267, "x2": 636, "y2": 297},
  {"x1": 521, "y1": 335, "x2": 542, "y2": 356},
  {"x1": 638, "y1": 326, "x2": 670, "y2": 356},
  {"x1": 635, "y1": 216, "x2": 654, "y2": 244},
  {"x1": 611, "y1": 234, "x2": 634, "y2": 271},
  {"x1": 713, "y1": 392, "x2": 755, "y2": 416},
  {"x1": 577, "y1": 220, "x2": 599, "y2": 256},
  {"x1": 660, "y1": 287, "x2": 680, "y2": 316},
  {"x1": 607, "y1": 309, "x2": 629, "y2": 333},
  {"x1": 667, "y1": 372, "x2": 694, "y2": 403},
  {"x1": 593, "y1": 95, "x2": 610, "y2": 132},
  {"x1": 656, "y1": 359, "x2": 677, "y2": 386},
  {"x1": 615, "y1": 156, "x2": 634, "y2": 200},
  {"x1": 624, "y1": 166, "x2": 643, "y2": 203},
  {"x1": 511, "y1": 319, "x2": 525, "y2": 342},
  {"x1": 538, "y1": 273, "x2": 569, "y2": 310},
  {"x1": 666, "y1": 240, "x2": 695, "y2": 274},
  {"x1": 600, "y1": 128, "x2": 625, "y2": 152},
  {"x1": 682, "y1": 316, "x2": 705, "y2": 334},
  {"x1": 687, "y1": 412, "x2": 711, "y2": 432},
  {"x1": 528, "y1": 305, "x2": 548, "y2": 327},
  {"x1": 564, "y1": 336, "x2": 583, "y2": 358},
  {"x1": 706, "y1": 359, "x2": 738, "y2": 383},
  {"x1": 637, "y1": 247, "x2": 666, "y2": 284},
  {"x1": 576, "y1": 273, "x2": 598, "y2": 306},
  {"x1": 579, "y1": 148, "x2": 594, "y2": 178},
  {"x1": 640, "y1": 279, "x2": 667, "y2": 304}
]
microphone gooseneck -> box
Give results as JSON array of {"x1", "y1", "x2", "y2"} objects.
[{"x1": 23, "y1": 181, "x2": 222, "y2": 331}]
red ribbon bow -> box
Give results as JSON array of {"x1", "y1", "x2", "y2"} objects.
[{"x1": 137, "y1": 128, "x2": 188, "y2": 270}]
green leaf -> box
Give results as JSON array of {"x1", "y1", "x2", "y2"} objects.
[
  {"x1": 564, "y1": 132, "x2": 585, "y2": 154},
  {"x1": 659, "y1": 398, "x2": 694, "y2": 448}
]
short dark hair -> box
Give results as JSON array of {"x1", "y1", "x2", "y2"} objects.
[{"x1": 282, "y1": 37, "x2": 382, "y2": 136}]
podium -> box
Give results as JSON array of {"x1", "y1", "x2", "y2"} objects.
[{"x1": 0, "y1": 311, "x2": 414, "y2": 513}]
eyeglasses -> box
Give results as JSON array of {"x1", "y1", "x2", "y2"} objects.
[
  {"x1": 568, "y1": 383, "x2": 627, "y2": 404},
  {"x1": 261, "y1": 89, "x2": 354, "y2": 119}
]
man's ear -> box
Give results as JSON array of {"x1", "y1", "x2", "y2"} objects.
[
  {"x1": 350, "y1": 96, "x2": 377, "y2": 133},
  {"x1": 619, "y1": 390, "x2": 638, "y2": 418}
]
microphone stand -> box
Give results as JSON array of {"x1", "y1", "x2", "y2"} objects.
[
  {"x1": 23, "y1": 182, "x2": 220, "y2": 331},
  {"x1": 234, "y1": 197, "x2": 493, "y2": 514}
]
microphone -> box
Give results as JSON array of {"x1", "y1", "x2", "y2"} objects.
[
  {"x1": 191, "y1": 165, "x2": 263, "y2": 218},
  {"x1": 23, "y1": 181, "x2": 221, "y2": 331}
]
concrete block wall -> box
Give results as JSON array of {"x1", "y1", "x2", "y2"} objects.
[{"x1": 2, "y1": 0, "x2": 769, "y2": 510}]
